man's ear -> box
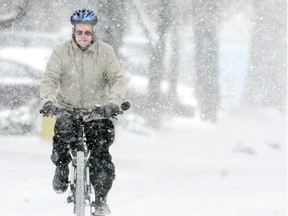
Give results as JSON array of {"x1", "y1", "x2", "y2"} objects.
[
  {"x1": 92, "y1": 26, "x2": 96, "y2": 35},
  {"x1": 91, "y1": 28, "x2": 96, "y2": 39},
  {"x1": 72, "y1": 27, "x2": 75, "y2": 38}
]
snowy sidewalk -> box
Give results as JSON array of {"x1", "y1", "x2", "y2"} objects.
[{"x1": 0, "y1": 108, "x2": 286, "y2": 216}]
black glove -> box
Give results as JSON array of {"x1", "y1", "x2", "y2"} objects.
[
  {"x1": 103, "y1": 103, "x2": 120, "y2": 118},
  {"x1": 40, "y1": 101, "x2": 57, "y2": 117}
]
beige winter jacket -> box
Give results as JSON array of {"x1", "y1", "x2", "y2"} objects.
[{"x1": 40, "y1": 38, "x2": 125, "y2": 120}]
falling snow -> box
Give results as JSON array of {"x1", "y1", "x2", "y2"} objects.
[{"x1": 0, "y1": 1, "x2": 286, "y2": 215}]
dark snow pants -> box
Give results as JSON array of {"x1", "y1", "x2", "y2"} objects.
[{"x1": 51, "y1": 113, "x2": 116, "y2": 201}]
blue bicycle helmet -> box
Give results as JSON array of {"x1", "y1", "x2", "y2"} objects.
[{"x1": 70, "y1": 9, "x2": 98, "y2": 25}]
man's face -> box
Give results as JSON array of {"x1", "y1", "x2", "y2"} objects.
[{"x1": 74, "y1": 23, "x2": 94, "y2": 48}]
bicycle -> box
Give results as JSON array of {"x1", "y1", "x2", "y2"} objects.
[{"x1": 40, "y1": 102, "x2": 130, "y2": 216}]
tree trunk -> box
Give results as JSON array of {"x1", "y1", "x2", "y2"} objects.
[
  {"x1": 193, "y1": 0, "x2": 220, "y2": 122},
  {"x1": 167, "y1": 25, "x2": 180, "y2": 112},
  {"x1": 243, "y1": 0, "x2": 287, "y2": 111},
  {"x1": 147, "y1": 0, "x2": 171, "y2": 128}
]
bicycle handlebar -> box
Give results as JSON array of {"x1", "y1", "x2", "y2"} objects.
[{"x1": 39, "y1": 101, "x2": 130, "y2": 118}]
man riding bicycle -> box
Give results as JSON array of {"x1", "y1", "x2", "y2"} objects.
[{"x1": 40, "y1": 9, "x2": 125, "y2": 216}]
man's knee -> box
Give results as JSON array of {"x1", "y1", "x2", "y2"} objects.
[
  {"x1": 51, "y1": 149, "x2": 71, "y2": 167},
  {"x1": 85, "y1": 119, "x2": 115, "y2": 148},
  {"x1": 54, "y1": 114, "x2": 77, "y2": 144},
  {"x1": 51, "y1": 114, "x2": 77, "y2": 167}
]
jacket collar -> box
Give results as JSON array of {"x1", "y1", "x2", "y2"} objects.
[{"x1": 71, "y1": 38, "x2": 98, "y2": 53}]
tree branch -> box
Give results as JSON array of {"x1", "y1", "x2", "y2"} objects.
[
  {"x1": 127, "y1": 0, "x2": 159, "y2": 47},
  {"x1": 0, "y1": 0, "x2": 33, "y2": 29}
]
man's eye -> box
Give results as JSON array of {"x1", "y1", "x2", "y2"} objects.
[
  {"x1": 75, "y1": 30, "x2": 92, "y2": 36},
  {"x1": 84, "y1": 31, "x2": 92, "y2": 36}
]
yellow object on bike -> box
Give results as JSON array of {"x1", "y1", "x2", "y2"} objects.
[{"x1": 40, "y1": 116, "x2": 56, "y2": 141}]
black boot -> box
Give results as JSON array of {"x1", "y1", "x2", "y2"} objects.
[
  {"x1": 53, "y1": 166, "x2": 69, "y2": 194},
  {"x1": 93, "y1": 198, "x2": 111, "y2": 216}
]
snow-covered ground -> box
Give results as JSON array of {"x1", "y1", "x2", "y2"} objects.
[
  {"x1": 0, "y1": 107, "x2": 286, "y2": 216},
  {"x1": 0, "y1": 47, "x2": 51, "y2": 71}
]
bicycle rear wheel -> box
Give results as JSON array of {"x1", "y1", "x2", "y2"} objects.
[{"x1": 75, "y1": 151, "x2": 85, "y2": 216}]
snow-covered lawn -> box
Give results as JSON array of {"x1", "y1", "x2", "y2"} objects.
[{"x1": 0, "y1": 107, "x2": 286, "y2": 216}]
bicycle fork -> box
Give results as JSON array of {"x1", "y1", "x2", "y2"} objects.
[
  {"x1": 67, "y1": 114, "x2": 95, "y2": 215},
  {"x1": 67, "y1": 151, "x2": 94, "y2": 214}
]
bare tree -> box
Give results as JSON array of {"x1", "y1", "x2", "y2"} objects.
[
  {"x1": 95, "y1": 0, "x2": 126, "y2": 55},
  {"x1": 167, "y1": 24, "x2": 180, "y2": 111},
  {"x1": 128, "y1": 0, "x2": 172, "y2": 127},
  {"x1": 145, "y1": 0, "x2": 172, "y2": 127},
  {"x1": 192, "y1": 0, "x2": 220, "y2": 122},
  {"x1": 244, "y1": 0, "x2": 287, "y2": 111},
  {"x1": 165, "y1": 0, "x2": 183, "y2": 114},
  {"x1": 0, "y1": 0, "x2": 33, "y2": 29}
]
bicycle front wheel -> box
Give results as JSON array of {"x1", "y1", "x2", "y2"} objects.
[{"x1": 75, "y1": 151, "x2": 85, "y2": 216}]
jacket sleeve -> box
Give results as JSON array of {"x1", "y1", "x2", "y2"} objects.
[
  {"x1": 40, "y1": 47, "x2": 62, "y2": 106},
  {"x1": 104, "y1": 46, "x2": 126, "y2": 107}
]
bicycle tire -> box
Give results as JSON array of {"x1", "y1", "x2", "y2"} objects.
[{"x1": 75, "y1": 151, "x2": 85, "y2": 216}]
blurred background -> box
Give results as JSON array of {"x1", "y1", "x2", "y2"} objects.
[
  {"x1": 0, "y1": 2, "x2": 286, "y2": 215},
  {"x1": 0, "y1": 0, "x2": 286, "y2": 134}
]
